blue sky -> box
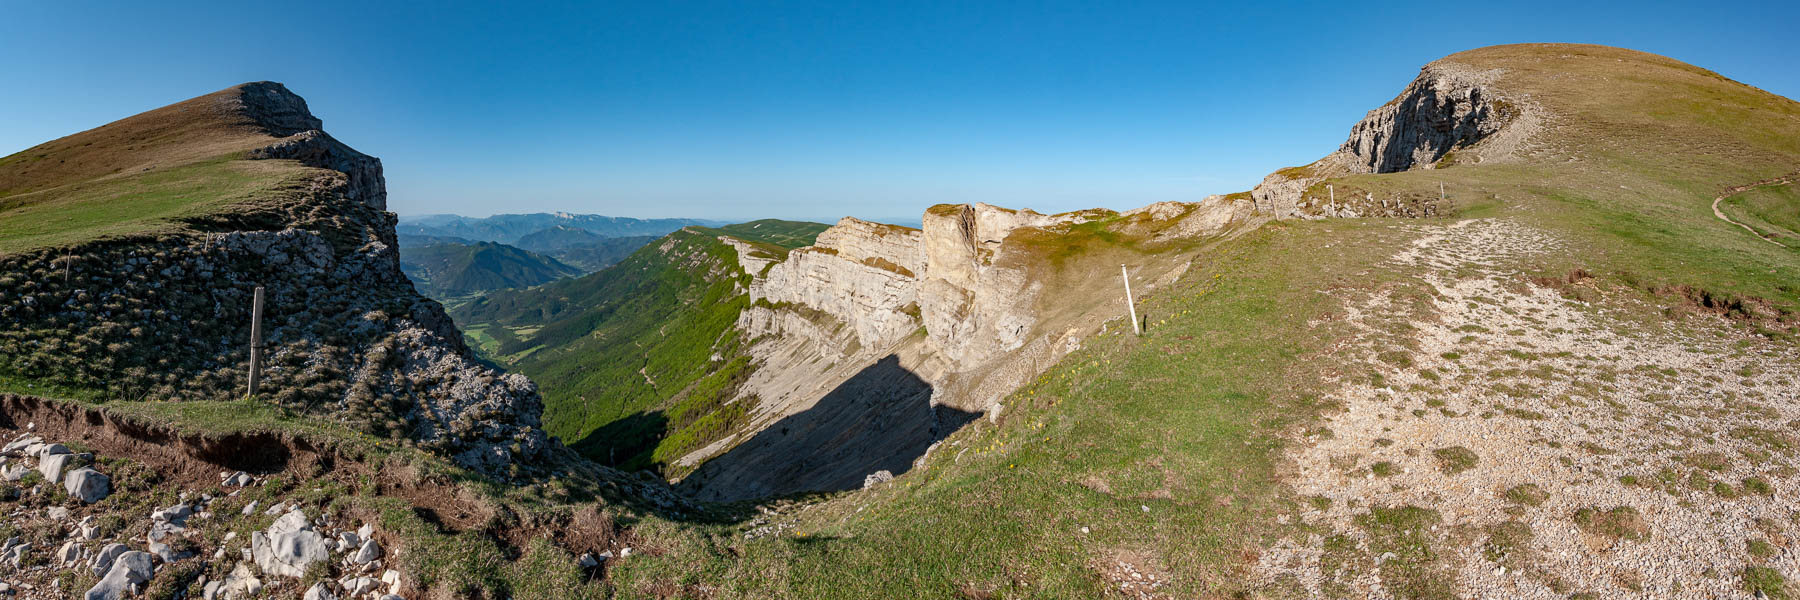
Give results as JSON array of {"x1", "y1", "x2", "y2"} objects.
[{"x1": 4, "y1": 1, "x2": 1798, "y2": 223}]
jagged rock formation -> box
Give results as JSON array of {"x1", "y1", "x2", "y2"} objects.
[
  {"x1": 0, "y1": 83, "x2": 548, "y2": 473},
  {"x1": 1250, "y1": 60, "x2": 1539, "y2": 219}
]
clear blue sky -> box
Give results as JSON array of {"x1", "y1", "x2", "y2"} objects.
[{"x1": 4, "y1": 1, "x2": 1798, "y2": 223}]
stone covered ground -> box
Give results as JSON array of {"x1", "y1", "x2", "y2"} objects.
[
  {"x1": 1255, "y1": 219, "x2": 1800, "y2": 598},
  {"x1": 1, "y1": 426, "x2": 449, "y2": 600}
]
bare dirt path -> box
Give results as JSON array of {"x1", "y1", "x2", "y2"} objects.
[
  {"x1": 1712, "y1": 174, "x2": 1797, "y2": 248},
  {"x1": 1256, "y1": 219, "x2": 1800, "y2": 598}
]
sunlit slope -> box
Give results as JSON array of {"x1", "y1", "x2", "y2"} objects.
[
  {"x1": 1315, "y1": 43, "x2": 1800, "y2": 314},
  {"x1": 0, "y1": 82, "x2": 336, "y2": 255},
  {"x1": 606, "y1": 43, "x2": 1800, "y2": 599}
]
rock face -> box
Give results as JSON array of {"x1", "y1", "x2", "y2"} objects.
[
  {"x1": 682, "y1": 197, "x2": 1257, "y2": 501},
  {"x1": 749, "y1": 217, "x2": 924, "y2": 349},
  {"x1": 1250, "y1": 60, "x2": 1534, "y2": 219},
  {"x1": 1336, "y1": 64, "x2": 1512, "y2": 174},
  {"x1": 0, "y1": 82, "x2": 548, "y2": 474}
]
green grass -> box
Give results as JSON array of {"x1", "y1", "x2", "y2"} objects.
[
  {"x1": 1356, "y1": 505, "x2": 1454, "y2": 599},
  {"x1": 452, "y1": 226, "x2": 826, "y2": 472},
  {"x1": 1745, "y1": 566, "x2": 1792, "y2": 599},
  {"x1": 1572, "y1": 505, "x2": 1649, "y2": 542},
  {"x1": 1721, "y1": 182, "x2": 1800, "y2": 247},
  {"x1": 693, "y1": 219, "x2": 832, "y2": 251},
  {"x1": 609, "y1": 220, "x2": 1412, "y2": 598},
  {"x1": 398, "y1": 240, "x2": 581, "y2": 299},
  {"x1": 0, "y1": 155, "x2": 299, "y2": 255},
  {"x1": 1432, "y1": 446, "x2": 1479, "y2": 474}
]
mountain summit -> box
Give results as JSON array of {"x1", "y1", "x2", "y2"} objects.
[{"x1": 0, "y1": 82, "x2": 551, "y2": 472}]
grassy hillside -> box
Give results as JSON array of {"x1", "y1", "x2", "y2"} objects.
[
  {"x1": 1316, "y1": 44, "x2": 1800, "y2": 317},
  {"x1": 1720, "y1": 181, "x2": 1800, "y2": 247},
  {"x1": 515, "y1": 225, "x2": 609, "y2": 251},
  {"x1": 543, "y1": 235, "x2": 659, "y2": 272},
  {"x1": 600, "y1": 44, "x2": 1800, "y2": 599},
  {"x1": 451, "y1": 220, "x2": 828, "y2": 470},
  {"x1": 0, "y1": 84, "x2": 321, "y2": 255},
  {"x1": 398, "y1": 239, "x2": 582, "y2": 298}
]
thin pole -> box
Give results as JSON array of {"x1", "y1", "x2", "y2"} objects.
[
  {"x1": 1328, "y1": 184, "x2": 1334, "y2": 205},
  {"x1": 1439, "y1": 181, "x2": 1445, "y2": 201},
  {"x1": 1121, "y1": 265, "x2": 1140, "y2": 336},
  {"x1": 247, "y1": 286, "x2": 265, "y2": 398}
]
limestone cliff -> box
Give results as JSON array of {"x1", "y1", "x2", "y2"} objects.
[
  {"x1": 677, "y1": 195, "x2": 1259, "y2": 501},
  {"x1": 0, "y1": 83, "x2": 548, "y2": 474}
]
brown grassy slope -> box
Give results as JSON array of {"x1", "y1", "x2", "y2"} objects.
[{"x1": 0, "y1": 82, "x2": 320, "y2": 255}]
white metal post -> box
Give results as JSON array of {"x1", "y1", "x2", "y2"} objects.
[
  {"x1": 247, "y1": 286, "x2": 265, "y2": 398},
  {"x1": 1121, "y1": 264, "x2": 1140, "y2": 336}
]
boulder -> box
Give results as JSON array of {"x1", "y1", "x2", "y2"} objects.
[
  {"x1": 36, "y1": 443, "x2": 70, "y2": 458},
  {"x1": 90, "y1": 543, "x2": 128, "y2": 577},
  {"x1": 0, "y1": 436, "x2": 40, "y2": 455},
  {"x1": 84, "y1": 551, "x2": 153, "y2": 600},
  {"x1": 251, "y1": 510, "x2": 330, "y2": 578},
  {"x1": 0, "y1": 464, "x2": 28, "y2": 481},
  {"x1": 64, "y1": 468, "x2": 111, "y2": 503},
  {"x1": 38, "y1": 452, "x2": 74, "y2": 483},
  {"x1": 151, "y1": 503, "x2": 194, "y2": 524},
  {"x1": 3, "y1": 542, "x2": 29, "y2": 567}
]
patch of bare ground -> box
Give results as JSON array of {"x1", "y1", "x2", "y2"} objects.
[{"x1": 1255, "y1": 219, "x2": 1800, "y2": 598}]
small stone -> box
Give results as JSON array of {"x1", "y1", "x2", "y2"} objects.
[
  {"x1": 303, "y1": 582, "x2": 338, "y2": 600},
  {"x1": 352, "y1": 539, "x2": 382, "y2": 565}
]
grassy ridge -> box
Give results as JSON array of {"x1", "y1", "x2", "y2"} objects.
[
  {"x1": 0, "y1": 156, "x2": 303, "y2": 255},
  {"x1": 611, "y1": 220, "x2": 1405, "y2": 597}
]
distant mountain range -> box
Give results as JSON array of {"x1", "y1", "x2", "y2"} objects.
[
  {"x1": 397, "y1": 238, "x2": 582, "y2": 299},
  {"x1": 395, "y1": 213, "x2": 725, "y2": 298},
  {"x1": 398, "y1": 212, "x2": 726, "y2": 245}
]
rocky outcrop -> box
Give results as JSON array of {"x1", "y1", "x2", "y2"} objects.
[
  {"x1": 0, "y1": 83, "x2": 547, "y2": 474},
  {"x1": 1250, "y1": 61, "x2": 1534, "y2": 219},
  {"x1": 1337, "y1": 63, "x2": 1512, "y2": 174},
  {"x1": 747, "y1": 217, "x2": 924, "y2": 349},
  {"x1": 920, "y1": 204, "x2": 1090, "y2": 365},
  {"x1": 687, "y1": 199, "x2": 1256, "y2": 500},
  {"x1": 248, "y1": 130, "x2": 386, "y2": 211}
]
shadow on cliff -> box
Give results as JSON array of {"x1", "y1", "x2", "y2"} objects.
[
  {"x1": 570, "y1": 410, "x2": 668, "y2": 472},
  {"x1": 675, "y1": 355, "x2": 980, "y2": 505}
]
